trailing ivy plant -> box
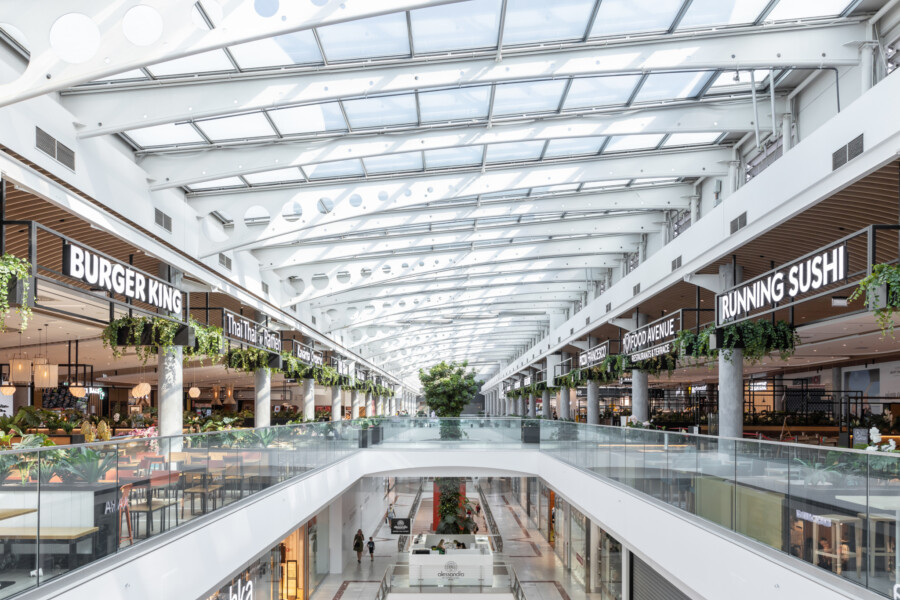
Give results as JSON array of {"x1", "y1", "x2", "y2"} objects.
[
  {"x1": 224, "y1": 346, "x2": 272, "y2": 373},
  {"x1": 849, "y1": 263, "x2": 900, "y2": 337},
  {"x1": 101, "y1": 315, "x2": 181, "y2": 363},
  {"x1": 0, "y1": 253, "x2": 31, "y2": 331},
  {"x1": 674, "y1": 320, "x2": 798, "y2": 364},
  {"x1": 314, "y1": 364, "x2": 341, "y2": 386},
  {"x1": 184, "y1": 319, "x2": 225, "y2": 365}
]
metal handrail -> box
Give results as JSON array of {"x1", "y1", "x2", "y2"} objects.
[
  {"x1": 397, "y1": 480, "x2": 424, "y2": 552},
  {"x1": 477, "y1": 480, "x2": 502, "y2": 553}
]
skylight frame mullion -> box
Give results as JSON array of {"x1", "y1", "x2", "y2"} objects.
[
  {"x1": 336, "y1": 99, "x2": 353, "y2": 132},
  {"x1": 693, "y1": 70, "x2": 719, "y2": 99},
  {"x1": 582, "y1": 0, "x2": 604, "y2": 41},
  {"x1": 624, "y1": 74, "x2": 649, "y2": 107},
  {"x1": 557, "y1": 78, "x2": 574, "y2": 113},
  {"x1": 311, "y1": 28, "x2": 330, "y2": 66},
  {"x1": 189, "y1": 122, "x2": 213, "y2": 144},
  {"x1": 405, "y1": 11, "x2": 416, "y2": 57},
  {"x1": 754, "y1": 0, "x2": 781, "y2": 25},
  {"x1": 261, "y1": 110, "x2": 284, "y2": 139},
  {"x1": 486, "y1": 84, "x2": 497, "y2": 128},
  {"x1": 595, "y1": 137, "x2": 611, "y2": 156},
  {"x1": 496, "y1": 0, "x2": 509, "y2": 60},
  {"x1": 667, "y1": 0, "x2": 695, "y2": 33},
  {"x1": 414, "y1": 91, "x2": 422, "y2": 127}
]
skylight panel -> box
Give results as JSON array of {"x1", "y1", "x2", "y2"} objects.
[
  {"x1": 145, "y1": 49, "x2": 234, "y2": 77},
  {"x1": 502, "y1": 0, "x2": 597, "y2": 45},
  {"x1": 425, "y1": 146, "x2": 484, "y2": 168},
  {"x1": 581, "y1": 179, "x2": 631, "y2": 190},
  {"x1": 711, "y1": 69, "x2": 770, "y2": 88},
  {"x1": 563, "y1": 75, "x2": 642, "y2": 109},
  {"x1": 633, "y1": 71, "x2": 712, "y2": 103},
  {"x1": 125, "y1": 123, "x2": 204, "y2": 148},
  {"x1": 543, "y1": 137, "x2": 607, "y2": 158},
  {"x1": 410, "y1": 0, "x2": 502, "y2": 53},
  {"x1": 485, "y1": 141, "x2": 546, "y2": 163},
  {"x1": 268, "y1": 103, "x2": 347, "y2": 134},
  {"x1": 631, "y1": 177, "x2": 679, "y2": 186},
  {"x1": 95, "y1": 69, "x2": 147, "y2": 82},
  {"x1": 188, "y1": 177, "x2": 245, "y2": 191},
  {"x1": 364, "y1": 152, "x2": 424, "y2": 174},
  {"x1": 530, "y1": 184, "x2": 580, "y2": 194},
  {"x1": 589, "y1": 0, "x2": 684, "y2": 37},
  {"x1": 303, "y1": 159, "x2": 365, "y2": 179},
  {"x1": 316, "y1": 13, "x2": 410, "y2": 61},
  {"x1": 765, "y1": 0, "x2": 852, "y2": 21},
  {"x1": 492, "y1": 80, "x2": 568, "y2": 116},
  {"x1": 418, "y1": 87, "x2": 492, "y2": 122},
  {"x1": 677, "y1": 0, "x2": 771, "y2": 29},
  {"x1": 243, "y1": 168, "x2": 304, "y2": 185},
  {"x1": 196, "y1": 112, "x2": 275, "y2": 141},
  {"x1": 604, "y1": 134, "x2": 665, "y2": 152},
  {"x1": 342, "y1": 95, "x2": 418, "y2": 129},
  {"x1": 229, "y1": 31, "x2": 322, "y2": 69},
  {"x1": 662, "y1": 132, "x2": 721, "y2": 147}
]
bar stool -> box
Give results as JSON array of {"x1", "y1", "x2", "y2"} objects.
[
  {"x1": 859, "y1": 512, "x2": 896, "y2": 576},
  {"x1": 118, "y1": 483, "x2": 134, "y2": 547},
  {"x1": 812, "y1": 514, "x2": 863, "y2": 576}
]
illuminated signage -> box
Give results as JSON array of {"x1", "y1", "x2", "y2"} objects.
[
  {"x1": 579, "y1": 341, "x2": 610, "y2": 368},
  {"x1": 224, "y1": 310, "x2": 280, "y2": 352},
  {"x1": 63, "y1": 243, "x2": 183, "y2": 313},
  {"x1": 717, "y1": 246, "x2": 847, "y2": 325},
  {"x1": 523, "y1": 375, "x2": 531, "y2": 386},
  {"x1": 622, "y1": 313, "x2": 680, "y2": 363},
  {"x1": 293, "y1": 342, "x2": 324, "y2": 366}
]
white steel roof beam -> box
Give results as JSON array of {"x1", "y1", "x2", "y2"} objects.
[
  {"x1": 64, "y1": 23, "x2": 863, "y2": 137},
  {"x1": 0, "y1": 0, "x2": 469, "y2": 107},
  {"x1": 254, "y1": 213, "x2": 661, "y2": 268},
  {"x1": 191, "y1": 148, "x2": 729, "y2": 229},
  {"x1": 142, "y1": 104, "x2": 758, "y2": 189},
  {"x1": 355, "y1": 324, "x2": 548, "y2": 350},
  {"x1": 214, "y1": 185, "x2": 692, "y2": 255}
]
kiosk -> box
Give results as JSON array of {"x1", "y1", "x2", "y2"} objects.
[{"x1": 408, "y1": 534, "x2": 494, "y2": 586}]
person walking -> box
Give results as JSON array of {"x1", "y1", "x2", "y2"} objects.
[
  {"x1": 353, "y1": 529, "x2": 364, "y2": 563},
  {"x1": 475, "y1": 503, "x2": 481, "y2": 516},
  {"x1": 386, "y1": 504, "x2": 396, "y2": 525},
  {"x1": 367, "y1": 536, "x2": 375, "y2": 560}
]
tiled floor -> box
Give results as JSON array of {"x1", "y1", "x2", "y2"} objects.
[{"x1": 310, "y1": 479, "x2": 599, "y2": 600}]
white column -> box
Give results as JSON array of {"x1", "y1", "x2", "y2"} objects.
[
  {"x1": 303, "y1": 378, "x2": 315, "y2": 421},
  {"x1": 719, "y1": 348, "x2": 744, "y2": 439},
  {"x1": 377, "y1": 395, "x2": 384, "y2": 416},
  {"x1": 351, "y1": 389, "x2": 360, "y2": 419},
  {"x1": 541, "y1": 390, "x2": 550, "y2": 419},
  {"x1": 365, "y1": 392, "x2": 373, "y2": 416},
  {"x1": 331, "y1": 385, "x2": 342, "y2": 422},
  {"x1": 527, "y1": 393, "x2": 536, "y2": 418},
  {"x1": 587, "y1": 380, "x2": 600, "y2": 425},
  {"x1": 158, "y1": 347, "x2": 183, "y2": 439},
  {"x1": 559, "y1": 388, "x2": 570, "y2": 420},
  {"x1": 631, "y1": 313, "x2": 650, "y2": 423},
  {"x1": 329, "y1": 493, "x2": 343, "y2": 574},
  {"x1": 590, "y1": 521, "x2": 601, "y2": 593},
  {"x1": 254, "y1": 368, "x2": 271, "y2": 428}
]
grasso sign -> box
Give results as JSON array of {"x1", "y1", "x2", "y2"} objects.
[
  {"x1": 717, "y1": 246, "x2": 847, "y2": 325},
  {"x1": 579, "y1": 341, "x2": 609, "y2": 368},
  {"x1": 622, "y1": 314, "x2": 680, "y2": 362},
  {"x1": 224, "y1": 311, "x2": 280, "y2": 352},
  {"x1": 63, "y1": 244, "x2": 183, "y2": 313}
]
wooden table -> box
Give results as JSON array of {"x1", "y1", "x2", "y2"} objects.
[
  {"x1": 0, "y1": 526, "x2": 99, "y2": 569},
  {"x1": 0, "y1": 508, "x2": 36, "y2": 521}
]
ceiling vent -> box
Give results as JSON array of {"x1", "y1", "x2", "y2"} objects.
[
  {"x1": 35, "y1": 127, "x2": 75, "y2": 171},
  {"x1": 832, "y1": 134, "x2": 864, "y2": 170},
  {"x1": 671, "y1": 255, "x2": 682, "y2": 271},
  {"x1": 154, "y1": 208, "x2": 172, "y2": 233},
  {"x1": 218, "y1": 253, "x2": 232, "y2": 270},
  {"x1": 729, "y1": 212, "x2": 747, "y2": 234},
  {"x1": 633, "y1": 283, "x2": 641, "y2": 296},
  {"x1": 605, "y1": 302, "x2": 612, "y2": 313}
]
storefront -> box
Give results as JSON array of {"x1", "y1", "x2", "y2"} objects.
[{"x1": 593, "y1": 526, "x2": 623, "y2": 600}]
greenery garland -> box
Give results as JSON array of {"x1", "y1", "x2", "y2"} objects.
[
  {"x1": 224, "y1": 346, "x2": 272, "y2": 373},
  {"x1": 314, "y1": 364, "x2": 341, "y2": 386},
  {"x1": 183, "y1": 319, "x2": 224, "y2": 365},
  {"x1": 849, "y1": 263, "x2": 900, "y2": 337},
  {"x1": 101, "y1": 315, "x2": 181, "y2": 363},
  {"x1": 674, "y1": 320, "x2": 798, "y2": 364},
  {"x1": 0, "y1": 253, "x2": 31, "y2": 331}
]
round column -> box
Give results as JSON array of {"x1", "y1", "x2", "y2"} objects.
[
  {"x1": 541, "y1": 390, "x2": 550, "y2": 419},
  {"x1": 158, "y1": 347, "x2": 183, "y2": 439},
  {"x1": 303, "y1": 378, "x2": 315, "y2": 421},
  {"x1": 254, "y1": 368, "x2": 271, "y2": 428},
  {"x1": 632, "y1": 370, "x2": 649, "y2": 422},
  {"x1": 719, "y1": 348, "x2": 744, "y2": 439},
  {"x1": 351, "y1": 389, "x2": 360, "y2": 419},
  {"x1": 331, "y1": 385, "x2": 341, "y2": 422},
  {"x1": 527, "y1": 393, "x2": 536, "y2": 418},
  {"x1": 587, "y1": 379, "x2": 600, "y2": 425}
]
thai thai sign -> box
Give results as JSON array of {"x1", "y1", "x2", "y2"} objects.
[
  {"x1": 63, "y1": 243, "x2": 183, "y2": 313},
  {"x1": 622, "y1": 313, "x2": 681, "y2": 363},
  {"x1": 716, "y1": 245, "x2": 847, "y2": 326},
  {"x1": 223, "y1": 309, "x2": 280, "y2": 352},
  {"x1": 579, "y1": 341, "x2": 610, "y2": 368}
]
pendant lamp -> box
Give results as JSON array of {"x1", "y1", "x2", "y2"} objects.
[
  {"x1": 32, "y1": 328, "x2": 59, "y2": 389},
  {"x1": 0, "y1": 382, "x2": 15, "y2": 395},
  {"x1": 188, "y1": 386, "x2": 201, "y2": 398},
  {"x1": 69, "y1": 384, "x2": 87, "y2": 398},
  {"x1": 10, "y1": 332, "x2": 31, "y2": 384},
  {"x1": 211, "y1": 384, "x2": 222, "y2": 406},
  {"x1": 224, "y1": 383, "x2": 236, "y2": 406}
]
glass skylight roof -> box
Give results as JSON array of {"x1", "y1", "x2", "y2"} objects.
[
  {"x1": 126, "y1": 123, "x2": 204, "y2": 148},
  {"x1": 229, "y1": 31, "x2": 322, "y2": 69},
  {"x1": 342, "y1": 95, "x2": 418, "y2": 129},
  {"x1": 410, "y1": 0, "x2": 502, "y2": 53},
  {"x1": 563, "y1": 75, "x2": 643, "y2": 109},
  {"x1": 605, "y1": 134, "x2": 665, "y2": 152},
  {"x1": 485, "y1": 141, "x2": 546, "y2": 163},
  {"x1": 196, "y1": 112, "x2": 274, "y2": 141},
  {"x1": 589, "y1": 0, "x2": 685, "y2": 37},
  {"x1": 662, "y1": 132, "x2": 721, "y2": 147},
  {"x1": 543, "y1": 137, "x2": 607, "y2": 157},
  {"x1": 581, "y1": 179, "x2": 631, "y2": 190},
  {"x1": 502, "y1": 0, "x2": 596, "y2": 45},
  {"x1": 677, "y1": 0, "x2": 772, "y2": 28},
  {"x1": 765, "y1": 0, "x2": 852, "y2": 21},
  {"x1": 492, "y1": 80, "x2": 567, "y2": 115},
  {"x1": 711, "y1": 69, "x2": 771, "y2": 88},
  {"x1": 316, "y1": 13, "x2": 410, "y2": 61},
  {"x1": 188, "y1": 177, "x2": 245, "y2": 191},
  {"x1": 634, "y1": 72, "x2": 712, "y2": 103},
  {"x1": 425, "y1": 146, "x2": 485, "y2": 169},
  {"x1": 303, "y1": 159, "x2": 365, "y2": 179},
  {"x1": 268, "y1": 103, "x2": 347, "y2": 135},
  {"x1": 418, "y1": 88, "x2": 491, "y2": 122},
  {"x1": 364, "y1": 152, "x2": 424, "y2": 174},
  {"x1": 243, "y1": 168, "x2": 305, "y2": 185},
  {"x1": 146, "y1": 50, "x2": 234, "y2": 77}
]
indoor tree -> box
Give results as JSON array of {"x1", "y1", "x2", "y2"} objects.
[{"x1": 418, "y1": 360, "x2": 481, "y2": 440}]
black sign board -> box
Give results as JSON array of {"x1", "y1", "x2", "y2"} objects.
[
  {"x1": 622, "y1": 312, "x2": 681, "y2": 363},
  {"x1": 390, "y1": 518, "x2": 411, "y2": 534},
  {"x1": 291, "y1": 339, "x2": 324, "y2": 366},
  {"x1": 579, "y1": 341, "x2": 610, "y2": 368},
  {"x1": 63, "y1": 242, "x2": 184, "y2": 313},
  {"x1": 223, "y1": 309, "x2": 281, "y2": 352}
]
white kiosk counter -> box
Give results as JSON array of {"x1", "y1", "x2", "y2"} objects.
[{"x1": 408, "y1": 534, "x2": 493, "y2": 586}]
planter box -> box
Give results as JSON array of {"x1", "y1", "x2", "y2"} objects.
[
  {"x1": 371, "y1": 425, "x2": 382, "y2": 445},
  {"x1": 267, "y1": 352, "x2": 282, "y2": 370},
  {"x1": 358, "y1": 428, "x2": 370, "y2": 448},
  {"x1": 116, "y1": 322, "x2": 194, "y2": 347},
  {"x1": 521, "y1": 426, "x2": 540, "y2": 444},
  {"x1": 7, "y1": 276, "x2": 29, "y2": 309},
  {"x1": 708, "y1": 328, "x2": 743, "y2": 351}
]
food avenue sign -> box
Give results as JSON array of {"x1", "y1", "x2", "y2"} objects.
[
  {"x1": 579, "y1": 341, "x2": 610, "y2": 368},
  {"x1": 716, "y1": 244, "x2": 847, "y2": 326},
  {"x1": 622, "y1": 313, "x2": 681, "y2": 363}
]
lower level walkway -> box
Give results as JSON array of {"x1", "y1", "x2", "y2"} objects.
[{"x1": 309, "y1": 478, "x2": 599, "y2": 600}]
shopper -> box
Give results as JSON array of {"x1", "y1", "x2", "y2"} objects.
[
  {"x1": 367, "y1": 536, "x2": 375, "y2": 560},
  {"x1": 475, "y1": 503, "x2": 481, "y2": 516},
  {"x1": 353, "y1": 529, "x2": 364, "y2": 563},
  {"x1": 386, "y1": 504, "x2": 396, "y2": 524}
]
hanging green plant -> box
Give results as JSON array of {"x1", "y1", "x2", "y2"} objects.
[
  {"x1": 313, "y1": 364, "x2": 341, "y2": 386},
  {"x1": 280, "y1": 352, "x2": 313, "y2": 379},
  {"x1": 676, "y1": 320, "x2": 798, "y2": 364},
  {"x1": 849, "y1": 263, "x2": 900, "y2": 337},
  {"x1": 224, "y1": 346, "x2": 271, "y2": 373},
  {"x1": 632, "y1": 353, "x2": 677, "y2": 376},
  {"x1": 101, "y1": 316, "x2": 182, "y2": 363},
  {"x1": 183, "y1": 319, "x2": 225, "y2": 365},
  {"x1": 0, "y1": 253, "x2": 31, "y2": 331}
]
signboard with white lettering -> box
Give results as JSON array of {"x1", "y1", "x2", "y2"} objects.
[
  {"x1": 579, "y1": 341, "x2": 610, "y2": 368},
  {"x1": 716, "y1": 245, "x2": 847, "y2": 326},
  {"x1": 356, "y1": 369, "x2": 368, "y2": 382},
  {"x1": 63, "y1": 243, "x2": 184, "y2": 314},
  {"x1": 289, "y1": 340, "x2": 324, "y2": 367},
  {"x1": 514, "y1": 380, "x2": 521, "y2": 390},
  {"x1": 523, "y1": 375, "x2": 531, "y2": 386},
  {"x1": 391, "y1": 518, "x2": 411, "y2": 534},
  {"x1": 223, "y1": 309, "x2": 280, "y2": 352},
  {"x1": 337, "y1": 361, "x2": 351, "y2": 377},
  {"x1": 622, "y1": 313, "x2": 681, "y2": 363}
]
